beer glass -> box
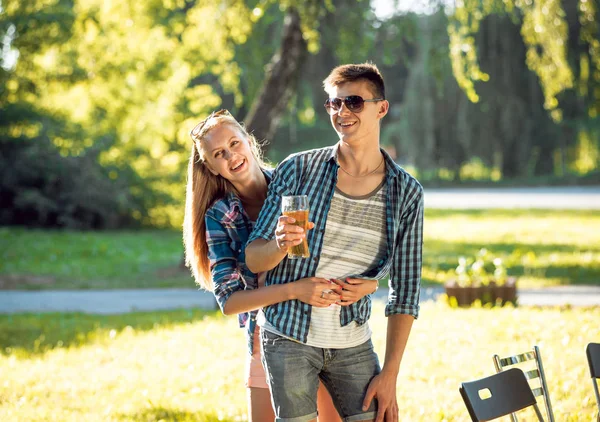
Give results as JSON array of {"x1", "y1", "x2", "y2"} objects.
[{"x1": 281, "y1": 195, "x2": 310, "y2": 259}]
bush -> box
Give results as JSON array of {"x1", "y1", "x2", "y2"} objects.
[{"x1": 0, "y1": 136, "x2": 147, "y2": 229}]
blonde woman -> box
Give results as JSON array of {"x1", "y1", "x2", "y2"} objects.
[{"x1": 183, "y1": 109, "x2": 379, "y2": 421}]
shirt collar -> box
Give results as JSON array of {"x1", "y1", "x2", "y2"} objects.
[{"x1": 222, "y1": 193, "x2": 243, "y2": 226}]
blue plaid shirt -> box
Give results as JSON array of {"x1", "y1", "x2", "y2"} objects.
[
  {"x1": 248, "y1": 144, "x2": 424, "y2": 344},
  {"x1": 205, "y1": 169, "x2": 273, "y2": 354}
]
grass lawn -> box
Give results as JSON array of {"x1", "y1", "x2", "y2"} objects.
[
  {"x1": 424, "y1": 209, "x2": 600, "y2": 287},
  {"x1": 1, "y1": 208, "x2": 599, "y2": 289},
  {"x1": 1, "y1": 302, "x2": 599, "y2": 421}
]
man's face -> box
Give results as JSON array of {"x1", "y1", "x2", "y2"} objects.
[{"x1": 325, "y1": 80, "x2": 387, "y2": 145}]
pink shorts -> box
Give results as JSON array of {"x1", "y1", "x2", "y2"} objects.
[{"x1": 246, "y1": 325, "x2": 269, "y2": 389}]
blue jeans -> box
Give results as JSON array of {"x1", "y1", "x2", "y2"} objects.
[{"x1": 260, "y1": 329, "x2": 380, "y2": 422}]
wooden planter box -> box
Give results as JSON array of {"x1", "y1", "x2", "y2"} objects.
[{"x1": 444, "y1": 277, "x2": 517, "y2": 307}]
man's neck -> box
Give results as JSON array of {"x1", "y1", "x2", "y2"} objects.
[
  {"x1": 337, "y1": 141, "x2": 382, "y2": 172},
  {"x1": 336, "y1": 141, "x2": 386, "y2": 197}
]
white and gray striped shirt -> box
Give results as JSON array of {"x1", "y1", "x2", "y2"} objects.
[{"x1": 305, "y1": 182, "x2": 387, "y2": 348}]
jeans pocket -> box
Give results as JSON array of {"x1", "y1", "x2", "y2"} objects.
[{"x1": 261, "y1": 329, "x2": 283, "y2": 348}]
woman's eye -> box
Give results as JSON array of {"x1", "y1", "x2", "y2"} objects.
[
  {"x1": 214, "y1": 151, "x2": 222, "y2": 158},
  {"x1": 231, "y1": 140, "x2": 239, "y2": 147}
]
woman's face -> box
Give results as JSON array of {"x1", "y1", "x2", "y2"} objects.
[{"x1": 201, "y1": 122, "x2": 257, "y2": 182}]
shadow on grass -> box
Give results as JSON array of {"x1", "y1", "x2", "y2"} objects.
[
  {"x1": 116, "y1": 406, "x2": 238, "y2": 422},
  {"x1": 0, "y1": 308, "x2": 223, "y2": 357}
]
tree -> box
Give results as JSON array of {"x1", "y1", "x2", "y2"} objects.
[
  {"x1": 243, "y1": 8, "x2": 307, "y2": 153},
  {"x1": 0, "y1": 0, "x2": 145, "y2": 228}
]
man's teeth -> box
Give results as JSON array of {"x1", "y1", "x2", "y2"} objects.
[{"x1": 339, "y1": 122, "x2": 355, "y2": 127}]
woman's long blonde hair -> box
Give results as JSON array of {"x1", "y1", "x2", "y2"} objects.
[{"x1": 183, "y1": 110, "x2": 265, "y2": 290}]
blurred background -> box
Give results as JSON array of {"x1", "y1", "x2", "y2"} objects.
[{"x1": 1, "y1": 0, "x2": 599, "y2": 230}]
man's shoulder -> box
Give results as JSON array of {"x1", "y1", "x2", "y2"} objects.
[
  {"x1": 389, "y1": 162, "x2": 423, "y2": 196},
  {"x1": 280, "y1": 145, "x2": 335, "y2": 166}
]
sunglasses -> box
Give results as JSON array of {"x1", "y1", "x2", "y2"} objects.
[
  {"x1": 324, "y1": 95, "x2": 384, "y2": 115},
  {"x1": 190, "y1": 109, "x2": 231, "y2": 141}
]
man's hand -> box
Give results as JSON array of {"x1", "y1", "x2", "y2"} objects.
[
  {"x1": 362, "y1": 370, "x2": 398, "y2": 422},
  {"x1": 274, "y1": 215, "x2": 314, "y2": 252},
  {"x1": 330, "y1": 278, "x2": 378, "y2": 305}
]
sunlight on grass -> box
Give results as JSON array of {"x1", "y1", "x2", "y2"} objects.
[
  {"x1": 1, "y1": 303, "x2": 599, "y2": 421},
  {"x1": 1, "y1": 310, "x2": 244, "y2": 422}
]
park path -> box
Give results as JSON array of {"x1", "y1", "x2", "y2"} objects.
[
  {"x1": 424, "y1": 186, "x2": 600, "y2": 209},
  {"x1": 1, "y1": 285, "x2": 600, "y2": 314}
]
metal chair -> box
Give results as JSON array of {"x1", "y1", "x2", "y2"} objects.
[
  {"x1": 492, "y1": 345, "x2": 554, "y2": 422},
  {"x1": 587, "y1": 343, "x2": 600, "y2": 422},
  {"x1": 459, "y1": 368, "x2": 545, "y2": 421}
]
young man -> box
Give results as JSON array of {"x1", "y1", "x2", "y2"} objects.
[{"x1": 246, "y1": 63, "x2": 424, "y2": 422}]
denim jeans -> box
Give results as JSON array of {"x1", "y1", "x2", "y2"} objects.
[{"x1": 261, "y1": 329, "x2": 380, "y2": 422}]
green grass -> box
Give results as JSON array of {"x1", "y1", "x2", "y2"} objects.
[
  {"x1": 0, "y1": 228, "x2": 193, "y2": 289},
  {"x1": 1, "y1": 302, "x2": 599, "y2": 421},
  {"x1": 1, "y1": 208, "x2": 599, "y2": 289}
]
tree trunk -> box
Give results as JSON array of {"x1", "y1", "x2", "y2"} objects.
[{"x1": 243, "y1": 8, "x2": 308, "y2": 154}]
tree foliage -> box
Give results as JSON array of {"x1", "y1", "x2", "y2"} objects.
[
  {"x1": 448, "y1": 0, "x2": 600, "y2": 122},
  {"x1": 1, "y1": 0, "x2": 598, "y2": 229}
]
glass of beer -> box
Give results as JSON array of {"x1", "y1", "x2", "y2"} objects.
[{"x1": 281, "y1": 195, "x2": 310, "y2": 259}]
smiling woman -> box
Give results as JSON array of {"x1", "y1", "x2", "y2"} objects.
[
  {"x1": 184, "y1": 109, "x2": 268, "y2": 287},
  {"x1": 182, "y1": 109, "x2": 349, "y2": 422}
]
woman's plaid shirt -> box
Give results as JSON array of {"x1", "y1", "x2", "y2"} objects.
[{"x1": 205, "y1": 169, "x2": 272, "y2": 354}]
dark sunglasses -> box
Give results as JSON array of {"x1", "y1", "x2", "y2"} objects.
[
  {"x1": 190, "y1": 109, "x2": 231, "y2": 141},
  {"x1": 324, "y1": 95, "x2": 384, "y2": 115}
]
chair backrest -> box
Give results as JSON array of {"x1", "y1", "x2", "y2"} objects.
[
  {"x1": 588, "y1": 343, "x2": 600, "y2": 378},
  {"x1": 459, "y1": 368, "x2": 545, "y2": 421},
  {"x1": 587, "y1": 343, "x2": 600, "y2": 422},
  {"x1": 493, "y1": 345, "x2": 554, "y2": 422}
]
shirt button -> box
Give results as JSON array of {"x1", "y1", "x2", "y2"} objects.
[{"x1": 312, "y1": 257, "x2": 318, "y2": 262}]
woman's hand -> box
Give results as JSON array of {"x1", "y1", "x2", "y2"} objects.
[
  {"x1": 290, "y1": 277, "x2": 341, "y2": 307},
  {"x1": 330, "y1": 278, "x2": 379, "y2": 306}
]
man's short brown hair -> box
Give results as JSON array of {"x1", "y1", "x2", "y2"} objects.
[{"x1": 323, "y1": 62, "x2": 385, "y2": 99}]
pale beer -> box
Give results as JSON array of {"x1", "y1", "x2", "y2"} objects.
[
  {"x1": 282, "y1": 209, "x2": 310, "y2": 259},
  {"x1": 281, "y1": 195, "x2": 310, "y2": 259}
]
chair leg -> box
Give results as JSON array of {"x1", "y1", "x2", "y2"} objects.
[
  {"x1": 532, "y1": 403, "x2": 545, "y2": 422},
  {"x1": 593, "y1": 381, "x2": 600, "y2": 422}
]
